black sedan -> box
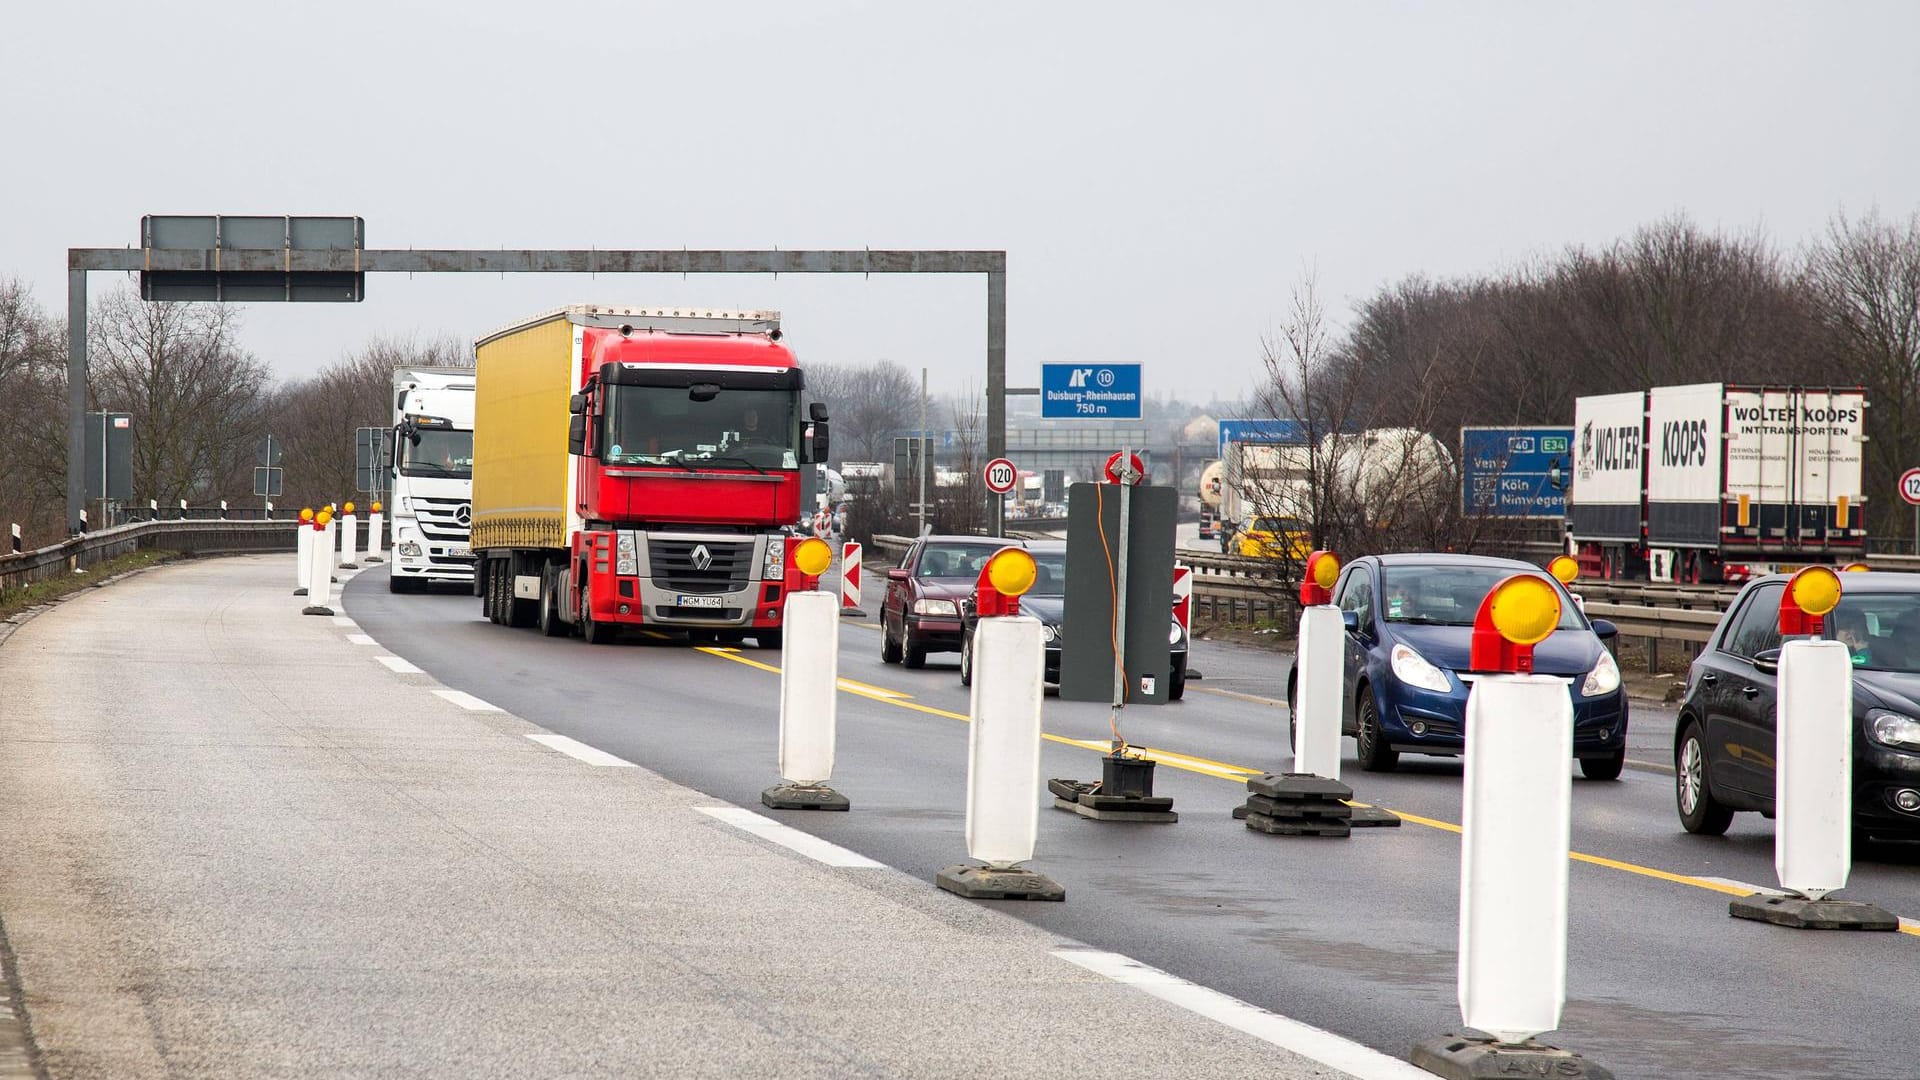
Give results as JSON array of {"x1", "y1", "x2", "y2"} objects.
[{"x1": 1675, "y1": 572, "x2": 1920, "y2": 844}]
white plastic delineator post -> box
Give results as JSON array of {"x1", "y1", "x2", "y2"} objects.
[
  {"x1": 1776, "y1": 639, "x2": 1853, "y2": 898},
  {"x1": 340, "y1": 513, "x2": 359, "y2": 569},
  {"x1": 1458, "y1": 674, "x2": 1574, "y2": 1045},
  {"x1": 778, "y1": 590, "x2": 839, "y2": 786},
  {"x1": 294, "y1": 521, "x2": 312, "y2": 595},
  {"x1": 302, "y1": 523, "x2": 335, "y2": 615},
  {"x1": 1293, "y1": 604, "x2": 1343, "y2": 778},
  {"x1": 839, "y1": 541, "x2": 863, "y2": 615},
  {"x1": 965, "y1": 615, "x2": 1045, "y2": 867},
  {"x1": 365, "y1": 510, "x2": 384, "y2": 562}
]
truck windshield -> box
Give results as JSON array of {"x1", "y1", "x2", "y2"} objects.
[
  {"x1": 602, "y1": 387, "x2": 799, "y2": 470},
  {"x1": 400, "y1": 429, "x2": 474, "y2": 478}
]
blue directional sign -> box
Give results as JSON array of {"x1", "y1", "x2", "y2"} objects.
[
  {"x1": 1042, "y1": 363, "x2": 1142, "y2": 420},
  {"x1": 1460, "y1": 426, "x2": 1574, "y2": 517},
  {"x1": 1216, "y1": 418, "x2": 1309, "y2": 458}
]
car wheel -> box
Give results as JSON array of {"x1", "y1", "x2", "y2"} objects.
[
  {"x1": 960, "y1": 631, "x2": 973, "y2": 687},
  {"x1": 1354, "y1": 690, "x2": 1399, "y2": 772},
  {"x1": 881, "y1": 619, "x2": 903, "y2": 664},
  {"x1": 1168, "y1": 654, "x2": 1187, "y2": 701},
  {"x1": 1675, "y1": 720, "x2": 1733, "y2": 835},
  {"x1": 1580, "y1": 747, "x2": 1626, "y2": 781},
  {"x1": 903, "y1": 625, "x2": 927, "y2": 669}
]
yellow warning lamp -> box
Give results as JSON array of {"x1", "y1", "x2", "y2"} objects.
[
  {"x1": 1299, "y1": 550, "x2": 1340, "y2": 606},
  {"x1": 1842, "y1": 562, "x2": 1870, "y2": 573},
  {"x1": 315, "y1": 509, "x2": 333, "y2": 527},
  {"x1": 343, "y1": 501, "x2": 356, "y2": 515},
  {"x1": 1547, "y1": 555, "x2": 1579, "y2": 585},
  {"x1": 976, "y1": 545, "x2": 1037, "y2": 617},
  {"x1": 1779, "y1": 565, "x2": 1841, "y2": 636},
  {"x1": 299, "y1": 508, "x2": 314, "y2": 523},
  {"x1": 372, "y1": 502, "x2": 383, "y2": 514},
  {"x1": 791, "y1": 536, "x2": 833, "y2": 590},
  {"x1": 1469, "y1": 574, "x2": 1563, "y2": 674}
]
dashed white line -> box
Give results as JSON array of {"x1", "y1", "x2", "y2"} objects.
[
  {"x1": 332, "y1": 617, "x2": 357, "y2": 629},
  {"x1": 525, "y1": 732, "x2": 635, "y2": 767},
  {"x1": 1051, "y1": 949, "x2": 1431, "y2": 1080},
  {"x1": 694, "y1": 806, "x2": 884, "y2": 868},
  {"x1": 1697, "y1": 877, "x2": 1786, "y2": 896},
  {"x1": 432, "y1": 689, "x2": 501, "y2": 712},
  {"x1": 346, "y1": 633, "x2": 377, "y2": 646},
  {"x1": 375, "y1": 655, "x2": 423, "y2": 674}
]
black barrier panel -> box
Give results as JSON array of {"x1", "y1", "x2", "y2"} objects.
[{"x1": 1058, "y1": 482, "x2": 1177, "y2": 705}]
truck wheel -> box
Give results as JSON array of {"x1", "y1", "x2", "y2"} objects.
[
  {"x1": 1168, "y1": 654, "x2": 1187, "y2": 701},
  {"x1": 755, "y1": 630, "x2": 783, "y2": 650},
  {"x1": 486, "y1": 563, "x2": 505, "y2": 624},
  {"x1": 881, "y1": 621, "x2": 903, "y2": 664},
  {"x1": 538, "y1": 570, "x2": 565, "y2": 637},
  {"x1": 581, "y1": 586, "x2": 612, "y2": 645}
]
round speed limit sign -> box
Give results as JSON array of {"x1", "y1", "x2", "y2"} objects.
[
  {"x1": 983, "y1": 457, "x2": 1018, "y2": 495},
  {"x1": 1901, "y1": 467, "x2": 1920, "y2": 506}
]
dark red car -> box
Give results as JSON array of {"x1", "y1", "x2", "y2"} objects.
[{"x1": 880, "y1": 535, "x2": 1017, "y2": 668}]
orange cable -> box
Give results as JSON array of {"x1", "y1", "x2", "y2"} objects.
[{"x1": 1094, "y1": 484, "x2": 1131, "y2": 755}]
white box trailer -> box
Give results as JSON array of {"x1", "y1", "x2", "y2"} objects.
[{"x1": 1570, "y1": 384, "x2": 1866, "y2": 582}]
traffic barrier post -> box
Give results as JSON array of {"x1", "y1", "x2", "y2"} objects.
[
  {"x1": 9, "y1": 523, "x2": 20, "y2": 555},
  {"x1": 339, "y1": 504, "x2": 360, "y2": 569},
  {"x1": 938, "y1": 547, "x2": 1064, "y2": 900},
  {"x1": 293, "y1": 509, "x2": 314, "y2": 595},
  {"x1": 763, "y1": 538, "x2": 850, "y2": 811},
  {"x1": 364, "y1": 504, "x2": 384, "y2": 563},
  {"x1": 301, "y1": 513, "x2": 335, "y2": 616},
  {"x1": 838, "y1": 541, "x2": 865, "y2": 617},
  {"x1": 1412, "y1": 574, "x2": 1610, "y2": 1079},
  {"x1": 1729, "y1": 567, "x2": 1896, "y2": 930}
]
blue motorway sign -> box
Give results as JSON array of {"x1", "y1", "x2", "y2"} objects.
[
  {"x1": 1460, "y1": 426, "x2": 1574, "y2": 517},
  {"x1": 1041, "y1": 363, "x2": 1142, "y2": 419},
  {"x1": 1216, "y1": 418, "x2": 1309, "y2": 459}
]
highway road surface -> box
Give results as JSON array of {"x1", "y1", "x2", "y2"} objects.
[{"x1": 342, "y1": 564, "x2": 1920, "y2": 1080}]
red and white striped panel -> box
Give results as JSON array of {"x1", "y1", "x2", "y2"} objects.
[
  {"x1": 841, "y1": 542, "x2": 862, "y2": 610},
  {"x1": 1172, "y1": 564, "x2": 1191, "y2": 632}
]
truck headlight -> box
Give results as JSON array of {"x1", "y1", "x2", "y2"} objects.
[
  {"x1": 397, "y1": 541, "x2": 423, "y2": 557},
  {"x1": 914, "y1": 599, "x2": 958, "y2": 617},
  {"x1": 615, "y1": 532, "x2": 637, "y2": 576},
  {"x1": 763, "y1": 540, "x2": 786, "y2": 581},
  {"x1": 1390, "y1": 642, "x2": 1452, "y2": 693},
  {"x1": 1869, "y1": 710, "x2": 1920, "y2": 750},
  {"x1": 1582, "y1": 649, "x2": 1621, "y2": 697}
]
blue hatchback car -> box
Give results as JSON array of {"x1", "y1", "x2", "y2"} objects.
[{"x1": 1286, "y1": 554, "x2": 1629, "y2": 778}]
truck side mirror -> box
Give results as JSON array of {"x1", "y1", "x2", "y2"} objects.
[
  {"x1": 568, "y1": 393, "x2": 586, "y2": 415},
  {"x1": 809, "y1": 402, "x2": 829, "y2": 422},
  {"x1": 810, "y1": 421, "x2": 830, "y2": 464},
  {"x1": 380, "y1": 433, "x2": 396, "y2": 470},
  {"x1": 567, "y1": 414, "x2": 587, "y2": 456}
]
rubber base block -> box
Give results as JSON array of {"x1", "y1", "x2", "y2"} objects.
[
  {"x1": 1245, "y1": 793, "x2": 1351, "y2": 820},
  {"x1": 935, "y1": 865, "x2": 1065, "y2": 901},
  {"x1": 1246, "y1": 773, "x2": 1352, "y2": 801},
  {"x1": 839, "y1": 607, "x2": 868, "y2": 618},
  {"x1": 340, "y1": 562, "x2": 359, "y2": 570},
  {"x1": 760, "y1": 784, "x2": 850, "y2": 811},
  {"x1": 1053, "y1": 799, "x2": 1178, "y2": 823},
  {"x1": 1728, "y1": 893, "x2": 1899, "y2": 930},
  {"x1": 293, "y1": 588, "x2": 308, "y2": 596},
  {"x1": 300, "y1": 605, "x2": 335, "y2": 616},
  {"x1": 1349, "y1": 805, "x2": 1403, "y2": 827},
  {"x1": 1245, "y1": 811, "x2": 1348, "y2": 837},
  {"x1": 1411, "y1": 1036, "x2": 1613, "y2": 1079},
  {"x1": 364, "y1": 556, "x2": 383, "y2": 563}
]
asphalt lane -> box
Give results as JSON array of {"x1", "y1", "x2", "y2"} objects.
[{"x1": 347, "y1": 569, "x2": 1920, "y2": 1080}]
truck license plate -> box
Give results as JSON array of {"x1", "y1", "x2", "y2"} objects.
[
  {"x1": 675, "y1": 594, "x2": 723, "y2": 609},
  {"x1": 445, "y1": 545, "x2": 470, "y2": 559}
]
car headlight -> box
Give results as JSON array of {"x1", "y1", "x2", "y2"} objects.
[
  {"x1": 1582, "y1": 648, "x2": 1621, "y2": 697},
  {"x1": 914, "y1": 599, "x2": 959, "y2": 617},
  {"x1": 763, "y1": 540, "x2": 786, "y2": 581},
  {"x1": 1868, "y1": 709, "x2": 1920, "y2": 750},
  {"x1": 1042, "y1": 624, "x2": 1059, "y2": 643},
  {"x1": 1390, "y1": 642, "x2": 1452, "y2": 693},
  {"x1": 1169, "y1": 619, "x2": 1183, "y2": 645}
]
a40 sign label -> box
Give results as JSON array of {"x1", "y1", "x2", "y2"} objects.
[{"x1": 983, "y1": 457, "x2": 1018, "y2": 495}]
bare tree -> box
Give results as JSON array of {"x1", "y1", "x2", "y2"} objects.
[
  {"x1": 806, "y1": 359, "x2": 918, "y2": 464},
  {"x1": 0, "y1": 278, "x2": 70, "y2": 542}
]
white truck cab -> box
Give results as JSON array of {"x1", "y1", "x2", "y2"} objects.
[{"x1": 388, "y1": 367, "x2": 476, "y2": 592}]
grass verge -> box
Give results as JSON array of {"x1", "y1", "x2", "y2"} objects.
[{"x1": 0, "y1": 549, "x2": 182, "y2": 624}]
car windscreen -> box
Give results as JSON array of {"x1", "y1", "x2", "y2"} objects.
[
  {"x1": 1030, "y1": 551, "x2": 1066, "y2": 596},
  {"x1": 915, "y1": 543, "x2": 1010, "y2": 580},
  {"x1": 1821, "y1": 593, "x2": 1920, "y2": 673},
  {"x1": 1378, "y1": 565, "x2": 1585, "y2": 630}
]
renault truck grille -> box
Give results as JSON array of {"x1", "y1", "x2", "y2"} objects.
[{"x1": 649, "y1": 538, "x2": 753, "y2": 594}]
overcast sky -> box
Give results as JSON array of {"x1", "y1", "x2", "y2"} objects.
[{"x1": 4, "y1": 1, "x2": 1916, "y2": 403}]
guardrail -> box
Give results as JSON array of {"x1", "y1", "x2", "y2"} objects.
[{"x1": 0, "y1": 519, "x2": 298, "y2": 597}]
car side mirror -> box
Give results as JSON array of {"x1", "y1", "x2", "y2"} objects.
[
  {"x1": 567, "y1": 414, "x2": 587, "y2": 456},
  {"x1": 1341, "y1": 610, "x2": 1360, "y2": 634},
  {"x1": 887, "y1": 568, "x2": 910, "y2": 582},
  {"x1": 1752, "y1": 648, "x2": 1781, "y2": 675},
  {"x1": 1589, "y1": 618, "x2": 1617, "y2": 641}
]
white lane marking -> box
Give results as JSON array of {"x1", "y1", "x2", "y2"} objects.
[
  {"x1": 694, "y1": 806, "x2": 883, "y2": 869},
  {"x1": 346, "y1": 633, "x2": 377, "y2": 646},
  {"x1": 432, "y1": 689, "x2": 501, "y2": 712},
  {"x1": 1051, "y1": 949, "x2": 1431, "y2": 1080},
  {"x1": 525, "y1": 732, "x2": 635, "y2": 767},
  {"x1": 375, "y1": 655, "x2": 423, "y2": 674},
  {"x1": 1698, "y1": 877, "x2": 1786, "y2": 896},
  {"x1": 332, "y1": 617, "x2": 358, "y2": 628}
]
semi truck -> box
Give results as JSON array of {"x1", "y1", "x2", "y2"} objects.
[
  {"x1": 470, "y1": 305, "x2": 829, "y2": 645},
  {"x1": 387, "y1": 366, "x2": 477, "y2": 593},
  {"x1": 1217, "y1": 428, "x2": 1451, "y2": 557},
  {"x1": 1569, "y1": 383, "x2": 1867, "y2": 582},
  {"x1": 1196, "y1": 459, "x2": 1223, "y2": 542}
]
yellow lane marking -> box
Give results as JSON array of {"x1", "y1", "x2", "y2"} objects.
[
  {"x1": 694, "y1": 646, "x2": 1920, "y2": 938},
  {"x1": 1192, "y1": 685, "x2": 1287, "y2": 708}
]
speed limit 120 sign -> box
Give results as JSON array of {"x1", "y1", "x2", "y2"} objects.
[
  {"x1": 1901, "y1": 467, "x2": 1920, "y2": 506},
  {"x1": 983, "y1": 457, "x2": 1018, "y2": 495}
]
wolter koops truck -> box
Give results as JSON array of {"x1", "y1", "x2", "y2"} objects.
[{"x1": 471, "y1": 306, "x2": 829, "y2": 645}]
